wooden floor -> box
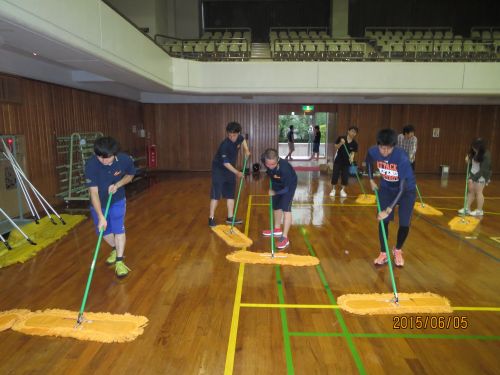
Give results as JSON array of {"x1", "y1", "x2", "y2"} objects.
[{"x1": 0, "y1": 170, "x2": 498, "y2": 374}]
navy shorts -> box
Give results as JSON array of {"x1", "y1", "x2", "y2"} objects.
[
  {"x1": 313, "y1": 142, "x2": 320, "y2": 153},
  {"x1": 90, "y1": 198, "x2": 126, "y2": 235},
  {"x1": 378, "y1": 189, "x2": 416, "y2": 226},
  {"x1": 211, "y1": 170, "x2": 236, "y2": 200},
  {"x1": 272, "y1": 188, "x2": 296, "y2": 212}
]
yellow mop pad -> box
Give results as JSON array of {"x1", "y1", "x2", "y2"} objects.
[
  {"x1": 337, "y1": 292, "x2": 452, "y2": 315},
  {"x1": 355, "y1": 194, "x2": 376, "y2": 205},
  {"x1": 414, "y1": 203, "x2": 443, "y2": 216},
  {"x1": 212, "y1": 225, "x2": 253, "y2": 247},
  {"x1": 0, "y1": 309, "x2": 30, "y2": 331},
  {"x1": 0, "y1": 214, "x2": 86, "y2": 268},
  {"x1": 448, "y1": 216, "x2": 480, "y2": 233},
  {"x1": 226, "y1": 250, "x2": 319, "y2": 266},
  {"x1": 11, "y1": 309, "x2": 148, "y2": 343}
]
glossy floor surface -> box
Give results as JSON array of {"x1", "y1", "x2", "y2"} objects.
[{"x1": 0, "y1": 171, "x2": 498, "y2": 374}]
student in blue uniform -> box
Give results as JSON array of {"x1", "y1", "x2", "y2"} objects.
[
  {"x1": 209, "y1": 121, "x2": 250, "y2": 227},
  {"x1": 365, "y1": 129, "x2": 416, "y2": 267},
  {"x1": 85, "y1": 136, "x2": 136, "y2": 278},
  {"x1": 261, "y1": 148, "x2": 298, "y2": 250}
]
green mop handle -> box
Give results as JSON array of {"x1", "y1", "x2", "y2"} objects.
[
  {"x1": 343, "y1": 143, "x2": 366, "y2": 195},
  {"x1": 415, "y1": 184, "x2": 425, "y2": 207},
  {"x1": 463, "y1": 159, "x2": 471, "y2": 213},
  {"x1": 231, "y1": 156, "x2": 248, "y2": 230},
  {"x1": 374, "y1": 189, "x2": 399, "y2": 302},
  {"x1": 77, "y1": 193, "x2": 113, "y2": 323},
  {"x1": 269, "y1": 179, "x2": 275, "y2": 258}
]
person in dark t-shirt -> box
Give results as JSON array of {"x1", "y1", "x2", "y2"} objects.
[{"x1": 329, "y1": 126, "x2": 358, "y2": 198}]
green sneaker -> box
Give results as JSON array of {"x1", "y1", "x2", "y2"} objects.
[
  {"x1": 115, "y1": 261, "x2": 131, "y2": 278},
  {"x1": 106, "y1": 249, "x2": 117, "y2": 265}
]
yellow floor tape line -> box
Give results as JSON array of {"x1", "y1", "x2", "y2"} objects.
[
  {"x1": 212, "y1": 225, "x2": 253, "y2": 247},
  {"x1": 0, "y1": 214, "x2": 86, "y2": 268},
  {"x1": 414, "y1": 203, "x2": 443, "y2": 216},
  {"x1": 0, "y1": 309, "x2": 30, "y2": 331},
  {"x1": 226, "y1": 250, "x2": 319, "y2": 266},
  {"x1": 337, "y1": 293, "x2": 452, "y2": 315},
  {"x1": 11, "y1": 309, "x2": 148, "y2": 343},
  {"x1": 355, "y1": 194, "x2": 376, "y2": 205},
  {"x1": 448, "y1": 216, "x2": 480, "y2": 233}
]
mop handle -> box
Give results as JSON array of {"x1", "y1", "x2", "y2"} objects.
[
  {"x1": 374, "y1": 189, "x2": 399, "y2": 301},
  {"x1": 463, "y1": 159, "x2": 471, "y2": 212},
  {"x1": 230, "y1": 156, "x2": 248, "y2": 230},
  {"x1": 269, "y1": 179, "x2": 275, "y2": 258},
  {"x1": 342, "y1": 143, "x2": 366, "y2": 195},
  {"x1": 415, "y1": 184, "x2": 425, "y2": 207},
  {"x1": 77, "y1": 193, "x2": 113, "y2": 322}
]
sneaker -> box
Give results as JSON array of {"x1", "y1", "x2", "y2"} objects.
[
  {"x1": 373, "y1": 252, "x2": 388, "y2": 265},
  {"x1": 340, "y1": 189, "x2": 347, "y2": 198},
  {"x1": 329, "y1": 189, "x2": 336, "y2": 197},
  {"x1": 393, "y1": 248, "x2": 404, "y2": 267},
  {"x1": 469, "y1": 209, "x2": 484, "y2": 217},
  {"x1": 115, "y1": 261, "x2": 131, "y2": 278},
  {"x1": 226, "y1": 217, "x2": 243, "y2": 224},
  {"x1": 262, "y1": 228, "x2": 283, "y2": 237},
  {"x1": 209, "y1": 217, "x2": 216, "y2": 227},
  {"x1": 106, "y1": 249, "x2": 117, "y2": 265},
  {"x1": 276, "y1": 236, "x2": 289, "y2": 249},
  {"x1": 457, "y1": 208, "x2": 470, "y2": 215}
]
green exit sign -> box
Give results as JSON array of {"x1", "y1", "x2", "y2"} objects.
[{"x1": 302, "y1": 105, "x2": 314, "y2": 112}]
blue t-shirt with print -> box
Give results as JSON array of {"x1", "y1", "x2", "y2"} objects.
[
  {"x1": 365, "y1": 146, "x2": 416, "y2": 191},
  {"x1": 85, "y1": 152, "x2": 137, "y2": 204},
  {"x1": 212, "y1": 134, "x2": 244, "y2": 175},
  {"x1": 265, "y1": 158, "x2": 298, "y2": 194}
]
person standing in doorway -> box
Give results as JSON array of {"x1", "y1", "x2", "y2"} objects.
[
  {"x1": 285, "y1": 125, "x2": 295, "y2": 160},
  {"x1": 311, "y1": 126, "x2": 321, "y2": 161}
]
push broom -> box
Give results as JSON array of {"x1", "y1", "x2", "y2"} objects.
[
  {"x1": 413, "y1": 184, "x2": 443, "y2": 216},
  {"x1": 448, "y1": 160, "x2": 480, "y2": 233},
  {"x1": 212, "y1": 156, "x2": 253, "y2": 247},
  {"x1": 226, "y1": 179, "x2": 319, "y2": 266},
  {"x1": 337, "y1": 189, "x2": 451, "y2": 315},
  {"x1": 341, "y1": 144, "x2": 375, "y2": 205},
  {"x1": 10, "y1": 193, "x2": 148, "y2": 342}
]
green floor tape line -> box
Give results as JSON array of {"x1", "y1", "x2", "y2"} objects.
[
  {"x1": 290, "y1": 332, "x2": 500, "y2": 341},
  {"x1": 276, "y1": 266, "x2": 295, "y2": 375},
  {"x1": 301, "y1": 227, "x2": 367, "y2": 375}
]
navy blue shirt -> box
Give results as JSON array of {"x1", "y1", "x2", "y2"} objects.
[
  {"x1": 266, "y1": 158, "x2": 298, "y2": 194},
  {"x1": 85, "y1": 152, "x2": 137, "y2": 204},
  {"x1": 212, "y1": 134, "x2": 244, "y2": 175},
  {"x1": 365, "y1": 146, "x2": 416, "y2": 191}
]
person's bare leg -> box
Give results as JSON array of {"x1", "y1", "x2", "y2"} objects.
[
  {"x1": 227, "y1": 199, "x2": 235, "y2": 218},
  {"x1": 103, "y1": 233, "x2": 115, "y2": 248},
  {"x1": 210, "y1": 199, "x2": 218, "y2": 217},
  {"x1": 466, "y1": 180, "x2": 475, "y2": 210},
  {"x1": 114, "y1": 233, "x2": 126, "y2": 257},
  {"x1": 274, "y1": 209, "x2": 283, "y2": 230},
  {"x1": 282, "y1": 212, "x2": 292, "y2": 238},
  {"x1": 475, "y1": 183, "x2": 485, "y2": 211}
]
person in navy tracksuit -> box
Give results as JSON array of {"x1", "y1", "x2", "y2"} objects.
[
  {"x1": 209, "y1": 121, "x2": 250, "y2": 227},
  {"x1": 261, "y1": 148, "x2": 298, "y2": 250},
  {"x1": 365, "y1": 129, "x2": 416, "y2": 267}
]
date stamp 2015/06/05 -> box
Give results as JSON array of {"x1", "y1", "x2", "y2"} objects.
[{"x1": 393, "y1": 316, "x2": 468, "y2": 329}]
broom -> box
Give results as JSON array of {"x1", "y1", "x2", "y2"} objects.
[
  {"x1": 11, "y1": 192, "x2": 148, "y2": 342},
  {"x1": 341, "y1": 144, "x2": 375, "y2": 204},
  {"x1": 211, "y1": 157, "x2": 253, "y2": 247},
  {"x1": 413, "y1": 184, "x2": 443, "y2": 216},
  {"x1": 337, "y1": 188, "x2": 452, "y2": 315},
  {"x1": 448, "y1": 160, "x2": 480, "y2": 232},
  {"x1": 226, "y1": 179, "x2": 319, "y2": 266}
]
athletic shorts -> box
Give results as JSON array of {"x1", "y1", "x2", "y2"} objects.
[
  {"x1": 211, "y1": 170, "x2": 236, "y2": 200},
  {"x1": 272, "y1": 187, "x2": 296, "y2": 212},
  {"x1": 331, "y1": 163, "x2": 349, "y2": 186},
  {"x1": 90, "y1": 198, "x2": 126, "y2": 235},
  {"x1": 378, "y1": 189, "x2": 416, "y2": 226},
  {"x1": 313, "y1": 142, "x2": 320, "y2": 153}
]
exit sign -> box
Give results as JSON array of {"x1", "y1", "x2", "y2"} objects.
[{"x1": 302, "y1": 105, "x2": 314, "y2": 112}]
